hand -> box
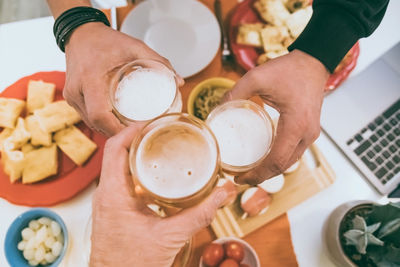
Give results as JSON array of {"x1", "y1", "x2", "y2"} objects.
[
  {"x1": 90, "y1": 126, "x2": 234, "y2": 267},
  {"x1": 226, "y1": 50, "x2": 329, "y2": 185},
  {"x1": 64, "y1": 22, "x2": 183, "y2": 136}
]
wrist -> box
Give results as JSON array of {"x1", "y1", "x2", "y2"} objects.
[
  {"x1": 291, "y1": 49, "x2": 330, "y2": 84},
  {"x1": 65, "y1": 22, "x2": 108, "y2": 52}
]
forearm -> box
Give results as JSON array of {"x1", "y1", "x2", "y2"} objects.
[
  {"x1": 289, "y1": 0, "x2": 390, "y2": 73},
  {"x1": 47, "y1": 0, "x2": 91, "y2": 18}
]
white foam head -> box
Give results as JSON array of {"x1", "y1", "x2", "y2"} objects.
[
  {"x1": 207, "y1": 103, "x2": 273, "y2": 167},
  {"x1": 114, "y1": 68, "x2": 176, "y2": 121},
  {"x1": 135, "y1": 121, "x2": 218, "y2": 199}
]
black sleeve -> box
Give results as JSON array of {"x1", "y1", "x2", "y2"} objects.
[{"x1": 288, "y1": 0, "x2": 390, "y2": 73}]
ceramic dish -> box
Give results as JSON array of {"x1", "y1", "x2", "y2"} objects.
[
  {"x1": 199, "y1": 236, "x2": 260, "y2": 267},
  {"x1": 228, "y1": 0, "x2": 360, "y2": 91},
  {"x1": 187, "y1": 77, "x2": 235, "y2": 120},
  {"x1": 121, "y1": 0, "x2": 221, "y2": 78},
  {"x1": 4, "y1": 208, "x2": 69, "y2": 267},
  {"x1": 0, "y1": 71, "x2": 106, "y2": 207}
]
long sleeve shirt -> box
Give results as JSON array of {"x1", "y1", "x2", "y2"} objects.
[{"x1": 289, "y1": 0, "x2": 390, "y2": 73}]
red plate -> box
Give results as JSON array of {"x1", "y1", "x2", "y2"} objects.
[
  {"x1": 229, "y1": 0, "x2": 360, "y2": 91},
  {"x1": 0, "y1": 71, "x2": 106, "y2": 206}
]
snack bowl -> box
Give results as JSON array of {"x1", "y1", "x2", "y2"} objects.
[
  {"x1": 188, "y1": 77, "x2": 235, "y2": 120},
  {"x1": 4, "y1": 208, "x2": 68, "y2": 267},
  {"x1": 199, "y1": 236, "x2": 260, "y2": 267}
]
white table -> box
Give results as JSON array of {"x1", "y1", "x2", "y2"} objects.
[{"x1": 1, "y1": 2, "x2": 399, "y2": 265}]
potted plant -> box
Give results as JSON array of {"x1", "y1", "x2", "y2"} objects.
[{"x1": 324, "y1": 200, "x2": 400, "y2": 267}]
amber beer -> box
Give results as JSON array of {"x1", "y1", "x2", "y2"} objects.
[{"x1": 130, "y1": 113, "x2": 220, "y2": 208}]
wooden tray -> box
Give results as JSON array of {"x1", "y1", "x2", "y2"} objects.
[{"x1": 211, "y1": 144, "x2": 335, "y2": 238}]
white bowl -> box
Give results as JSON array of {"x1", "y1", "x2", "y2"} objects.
[{"x1": 199, "y1": 236, "x2": 260, "y2": 267}]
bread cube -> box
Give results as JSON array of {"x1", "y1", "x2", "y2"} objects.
[
  {"x1": 26, "y1": 80, "x2": 56, "y2": 113},
  {"x1": 3, "y1": 118, "x2": 31, "y2": 150},
  {"x1": 285, "y1": 6, "x2": 312, "y2": 38},
  {"x1": 0, "y1": 128, "x2": 13, "y2": 151},
  {"x1": 22, "y1": 144, "x2": 58, "y2": 184},
  {"x1": 21, "y1": 143, "x2": 35, "y2": 154},
  {"x1": 1, "y1": 149, "x2": 24, "y2": 183},
  {"x1": 254, "y1": 0, "x2": 290, "y2": 26},
  {"x1": 236, "y1": 24, "x2": 263, "y2": 47},
  {"x1": 54, "y1": 126, "x2": 97, "y2": 166},
  {"x1": 34, "y1": 101, "x2": 81, "y2": 133},
  {"x1": 25, "y1": 115, "x2": 52, "y2": 146},
  {"x1": 260, "y1": 25, "x2": 289, "y2": 52},
  {"x1": 0, "y1": 98, "x2": 25, "y2": 128}
]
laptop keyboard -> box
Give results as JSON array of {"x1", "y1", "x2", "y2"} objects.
[{"x1": 347, "y1": 99, "x2": 400, "y2": 185}]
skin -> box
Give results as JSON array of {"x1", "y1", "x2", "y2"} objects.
[
  {"x1": 90, "y1": 126, "x2": 235, "y2": 267},
  {"x1": 224, "y1": 50, "x2": 329, "y2": 185}
]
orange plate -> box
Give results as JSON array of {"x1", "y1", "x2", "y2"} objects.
[
  {"x1": 229, "y1": 0, "x2": 360, "y2": 91},
  {"x1": 0, "y1": 71, "x2": 106, "y2": 206}
]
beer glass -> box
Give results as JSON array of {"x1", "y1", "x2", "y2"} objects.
[
  {"x1": 109, "y1": 59, "x2": 182, "y2": 125},
  {"x1": 206, "y1": 99, "x2": 275, "y2": 175},
  {"x1": 129, "y1": 113, "x2": 220, "y2": 209}
]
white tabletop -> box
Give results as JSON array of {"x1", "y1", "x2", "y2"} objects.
[{"x1": 0, "y1": 2, "x2": 399, "y2": 265}]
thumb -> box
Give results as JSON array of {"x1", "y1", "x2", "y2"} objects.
[
  {"x1": 221, "y1": 72, "x2": 260, "y2": 104},
  {"x1": 164, "y1": 187, "x2": 229, "y2": 238}
]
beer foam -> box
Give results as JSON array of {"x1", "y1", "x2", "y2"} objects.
[
  {"x1": 208, "y1": 107, "x2": 272, "y2": 167},
  {"x1": 114, "y1": 68, "x2": 176, "y2": 121},
  {"x1": 135, "y1": 122, "x2": 218, "y2": 199}
]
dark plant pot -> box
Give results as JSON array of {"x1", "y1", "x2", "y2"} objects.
[{"x1": 323, "y1": 200, "x2": 375, "y2": 267}]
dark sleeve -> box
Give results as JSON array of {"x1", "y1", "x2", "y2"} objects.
[{"x1": 288, "y1": 0, "x2": 390, "y2": 73}]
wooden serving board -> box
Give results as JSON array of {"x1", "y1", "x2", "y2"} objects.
[{"x1": 211, "y1": 144, "x2": 335, "y2": 238}]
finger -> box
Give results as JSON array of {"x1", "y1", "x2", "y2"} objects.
[
  {"x1": 221, "y1": 71, "x2": 261, "y2": 104},
  {"x1": 84, "y1": 79, "x2": 125, "y2": 136},
  {"x1": 163, "y1": 187, "x2": 231, "y2": 239},
  {"x1": 235, "y1": 112, "x2": 302, "y2": 185}
]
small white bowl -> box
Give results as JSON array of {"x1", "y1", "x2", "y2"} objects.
[{"x1": 199, "y1": 236, "x2": 260, "y2": 267}]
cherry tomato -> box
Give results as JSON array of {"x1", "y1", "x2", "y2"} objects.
[
  {"x1": 224, "y1": 241, "x2": 245, "y2": 263},
  {"x1": 219, "y1": 258, "x2": 239, "y2": 267},
  {"x1": 202, "y1": 243, "x2": 225, "y2": 266}
]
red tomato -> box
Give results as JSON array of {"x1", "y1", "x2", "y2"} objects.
[
  {"x1": 224, "y1": 241, "x2": 245, "y2": 263},
  {"x1": 202, "y1": 243, "x2": 225, "y2": 266},
  {"x1": 239, "y1": 264, "x2": 250, "y2": 267},
  {"x1": 219, "y1": 259, "x2": 240, "y2": 267}
]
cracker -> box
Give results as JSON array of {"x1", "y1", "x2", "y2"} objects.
[
  {"x1": 236, "y1": 23, "x2": 264, "y2": 47},
  {"x1": 22, "y1": 144, "x2": 58, "y2": 184},
  {"x1": 1, "y1": 149, "x2": 24, "y2": 183},
  {"x1": 26, "y1": 80, "x2": 56, "y2": 113},
  {"x1": 3, "y1": 117, "x2": 31, "y2": 150},
  {"x1": 54, "y1": 126, "x2": 97, "y2": 166},
  {"x1": 34, "y1": 100, "x2": 81, "y2": 133},
  {"x1": 25, "y1": 115, "x2": 52, "y2": 146},
  {"x1": 260, "y1": 25, "x2": 289, "y2": 52},
  {"x1": 286, "y1": 6, "x2": 312, "y2": 38},
  {"x1": 254, "y1": 0, "x2": 290, "y2": 26},
  {"x1": 0, "y1": 98, "x2": 25, "y2": 128}
]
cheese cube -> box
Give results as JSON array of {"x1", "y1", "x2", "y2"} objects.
[
  {"x1": 22, "y1": 144, "x2": 58, "y2": 184},
  {"x1": 0, "y1": 98, "x2": 25, "y2": 128},
  {"x1": 54, "y1": 126, "x2": 97, "y2": 166},
  {"x1": 26, "y1": 80, "x2": 56, "y2": 113},
  {"x1": 34, "y1": 101, "x2": 81, "y2": 133},
  {"x1": 25, "y1": 115, "x2": 52, "y2": 146}
]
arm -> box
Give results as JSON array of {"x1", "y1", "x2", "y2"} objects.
[
  {"x1": 47, "y1": 0, "x2": 90, "y2": 18},
  {"x1": 289, "y1": 0, "x2": 390, "y2": 72},
  {"x1": 230, "y1": 0, "x2": 389, "y2": 184}
]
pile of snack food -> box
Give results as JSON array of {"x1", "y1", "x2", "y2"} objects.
[
  {"x1": 194, "y1": 85, "x2": 231, "y2": 120},
  {"x1": 0, "y1": 80, "x2": 97, "y2": 184},
  {"x1": 236, "y1": 0, "x2": 312, "y2": 65},
  {"x1": 17, "y1": 217, "x2": 64, "y2": 266}
]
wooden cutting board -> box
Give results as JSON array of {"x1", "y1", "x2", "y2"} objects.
[{"x1": 211, "y1": 144, "x2": 335, "y2": 238}]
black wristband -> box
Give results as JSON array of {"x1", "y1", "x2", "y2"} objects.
[{"x1": 53, "y1": 6, "x2": 110, "y2": 52}]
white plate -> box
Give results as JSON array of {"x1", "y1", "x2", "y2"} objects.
[{"x1": 120, "y1": 0, "x2": 221, "y2": 78}]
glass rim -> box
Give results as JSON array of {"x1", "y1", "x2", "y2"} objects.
[
  {"x1": 109, "y1": 59, "x2": 180, "y2": 123},
  {"x1": 205, "y1": 99, "x2": 275, "y2": 173},
  {"x1": 129, "y1": 112, "x2": 221, "y2": 203}
]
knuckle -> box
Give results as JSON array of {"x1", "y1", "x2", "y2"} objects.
[
  {"x1": 198, "y1": 206, "x2": 215, "y2": 227},
  {"x1": 269, "y1": 158, "x2": 287, "y2": 176}
]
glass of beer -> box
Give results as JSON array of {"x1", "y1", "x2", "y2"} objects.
[
  {"x1": 206, "y1": 99, "x2": 274, "y2": 175},
  {"x1": 129, "y1": 113, "x2": 220, "y2": 209},
  {"x1": 109, "y1": 59, "x2": 183, "y2": 125}
]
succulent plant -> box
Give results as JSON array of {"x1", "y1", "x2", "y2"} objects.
[
  {"x1": 341, "y1": 202, "x2": 400, "y2": 267},
  {"x1": 343, "y1": 215, "x2": 384, "y2": 254}
]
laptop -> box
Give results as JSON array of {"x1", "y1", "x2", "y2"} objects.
[{"x1": 321, "y1": 42, "x2": 400, "y2": 195}]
